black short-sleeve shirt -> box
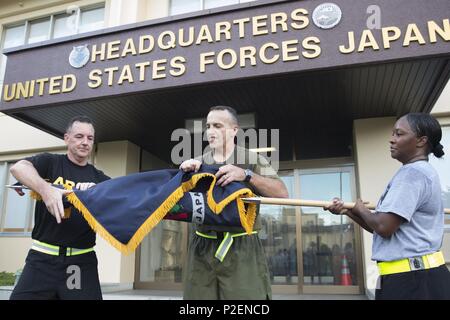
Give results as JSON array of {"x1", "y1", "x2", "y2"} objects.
[{"x1": 25, "y1": 153, "x2": 110, "y2": 248}]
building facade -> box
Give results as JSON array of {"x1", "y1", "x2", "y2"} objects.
[{"x1": 0, "y1": 0, "x2": 449, "y2": 298}]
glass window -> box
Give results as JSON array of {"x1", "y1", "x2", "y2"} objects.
[
  {"x1": 53, "y1": 14, "x2": 77, "y2": 39},
  {"x1": 1, "y1": 5, "x2": 104, "y2": 89},
  {"x1": 0, "y1": 163, "x2": 35, "y2": 232},
  {"x1": 3, "y1": 24, "x2": 26, "y2": 49},
  {"x1": 2, "y1": 5, "x2": 104, "y2": 47},
  {"x1": 3, "y1": 173, "x2": 33, "y2": 229},
  {"x1": 204, "y1": 0, "x2": 239, "y2": 9},
  {"x1": 170, "y1": 0, "x2": 255, "y2": 15},
  {"x1": 78, "y1": 7, "x2": 105, "y2": 33},
  {"x1": 430, "y1": 126, "x2": 450, "y2": 209},
  {"x1": 28, "y1": 18, "x2": 51, "y2": 44},
  {"x1": 170, "y1": 0, "x2": 201, "y2": 15}
]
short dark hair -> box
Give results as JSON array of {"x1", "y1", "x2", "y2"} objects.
[
  {"x1": 404, "y1": 113, "x2": 444, "y2": 158},
  {"x1": 66, "y1": 115, "x2": 95, "y2": 133},
  {"x1": 209, "y1": 106, "x2": 239, "y2": 125}
]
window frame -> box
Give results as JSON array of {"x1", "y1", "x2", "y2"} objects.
[
  {"x1": 169, "y1": 0, "x2": 254, "y2": 16},
  {"x1": 1, "y1": 2, "x2": 105, "y2": 50},
  {"x1": 77, "y1": 5, "x2": 105, "y2": 34},
  {"x1": 26, "y1": 16, "x2": 52, "y2": 45}
]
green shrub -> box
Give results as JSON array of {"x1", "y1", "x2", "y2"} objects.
[{"x1": 0, "y1": 271, "x2": 16, "y2": 286}]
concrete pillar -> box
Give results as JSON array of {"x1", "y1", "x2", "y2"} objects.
[
  {"x1": 146, "y1": 0, "x2": 170, "y2": 20},
  {"x1": 94, "y1": 140, "x2": 140, "y2": 288},
  {"x1": 431, "y1": 82, "x2": 450, "y2": 115},
  {"x1": 105, "y1": 0, "x2": 169, "y2": 27}
]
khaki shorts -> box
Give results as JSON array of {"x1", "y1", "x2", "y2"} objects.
[{"x1": 183, "y1": 231, "x2": 271, "y2": 300}]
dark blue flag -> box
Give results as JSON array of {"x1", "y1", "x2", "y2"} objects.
[{"x1": 61, "y1": 165, "x2": 257, "y2": 254}]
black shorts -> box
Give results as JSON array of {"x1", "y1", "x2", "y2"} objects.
[
  {"x1": 10, "y1": 249, "x2": 102, "y2": 300},
  {"x1": 375, "y1": 264, "x2": 450, "y2": 300}
]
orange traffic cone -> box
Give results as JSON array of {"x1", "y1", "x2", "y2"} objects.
[{"x1": 340, "y1": 255, "x2": 352, "y2": 286}]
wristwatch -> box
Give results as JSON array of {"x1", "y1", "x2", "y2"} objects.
[{"x1": 244, "y1": 169, "x2": 254, "y2": 183}]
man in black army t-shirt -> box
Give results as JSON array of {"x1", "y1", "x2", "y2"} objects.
[{"x1": 9, "y1": 116, "x2": 110, "y2": 300}]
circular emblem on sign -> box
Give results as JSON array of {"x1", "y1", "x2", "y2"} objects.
[
  {"x1": 69, "y1": 45, "x2": 90, "y2": 68},
  {"x1": 312, "y1": 3, "x2": 342, "y2": 29}
]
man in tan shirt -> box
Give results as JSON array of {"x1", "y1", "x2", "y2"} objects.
[{"x1": 180, "y1": 106, "x2": 288, "y2": 299}]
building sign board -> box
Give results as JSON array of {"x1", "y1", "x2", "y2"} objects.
[{"x1": 1, "y1": 0, "x2": 449, "y2": 111}]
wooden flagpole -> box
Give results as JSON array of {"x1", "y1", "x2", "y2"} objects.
[
  {"x1": 241, "y1": 197, "x2": 450, "y2": 214},
  {"x1": 7, "y1": 186, "x2": 450, "y2": 214}
]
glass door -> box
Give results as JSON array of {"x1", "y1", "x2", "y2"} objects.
[
  {"x1": 135, "y1": 166, "x2": 362, "y2": 294},
  {"x1": 259, "y1": 172, "x2": 298, "y2": 288},
  {"x1": 135, "y1": 220, "x2": 188, "y2": 289},
  {"x1": 297, "y1": 167, "x2": 361, "y2": 294}
]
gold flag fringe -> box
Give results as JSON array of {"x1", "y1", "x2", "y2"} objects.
[
  {"x1": 61, "y1": 172, "x2": 257, "y2": 254},
  {"x1": 30, "y1": 191, "x2": 42, "y2": 201}
]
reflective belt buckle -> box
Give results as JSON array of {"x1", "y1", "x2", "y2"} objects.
[
  {"x1": 214, "y1": 231, "x2": 258, "y2": 262},
  {"x1": 196, "y1": 230, "x2": 258, "y2": 262},
  {"x1": 378, "y1": 251, "x2": 445, "y2": 276},
  {"x1": 66, "y1": 247, "x2": 94, "y2": 256},
  {"x1": 215, "y1": 232, "x2": 232, "y2": 262},
  {"x1": 59, "y1": 246, "x2": 67, "y2": 256},
  {"x1": 408, "y1": 256, "x2": 425, "y2": 271}
]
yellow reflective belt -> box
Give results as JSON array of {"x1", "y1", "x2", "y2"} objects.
[
  {"x1": 195, "y1": 231, "x2": 217, "y2": 239},
  {"x1": 34, "y1": 240, "x2": 59, "y2": 250},
  {"x1": 31, "y1": 240, "x2": 94, "y2": 257},
  {"x1": 66, "y1": 247, "x2": 95, "y2": 256},
  {"x1": 377, "y1": 251, "x2": 445, "y2": 276},
  {"x1": 31, "y1": 244, "x2": 59, "y2": 256},
  {"x1": 195, "y1": 230, "x2": 258, "y2": 262}
]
